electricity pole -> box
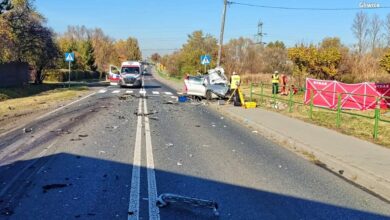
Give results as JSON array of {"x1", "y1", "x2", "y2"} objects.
[
  {"x1": 255, "y1": 20, "x2": 266, "y2": 46},
  {"x1": 217, "y1": 0, "x2": 228, "y2": 67}
]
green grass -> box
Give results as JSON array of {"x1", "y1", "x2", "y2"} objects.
[
  {"x1": 156, "y1": 69, "x2": 183, "y2": 83},
  {"x1": 242, "y1": 83, "x2": 390, "y2": 148}
]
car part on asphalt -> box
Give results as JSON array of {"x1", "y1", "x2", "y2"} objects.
[{"x1": 156, "y1": 193, "x2": 219, "y2": 216}]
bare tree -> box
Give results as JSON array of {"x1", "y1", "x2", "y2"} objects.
[
  {"x1": 386, "y1": 14, "x2": 390, "y2": 47},
  {"x1": 368, "y1": 14, "x2": 383, "y2": 53},
  {"x1": 352, "y1": 11, "x2": 369, "y2": 54}
]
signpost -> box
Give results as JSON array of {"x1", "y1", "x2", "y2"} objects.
[
  {"x1": 65, "y1": 52, "x2": 75, "y2": 88},
  {"x1": 200, "y1": 55, "x2": 211, "y2": 73}
]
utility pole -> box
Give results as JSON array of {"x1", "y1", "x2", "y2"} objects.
[
  {"x1": 255, "y1": 20, "x2": 266, "y2": 46},
  {"x1": 217, "y1": 0, "x2": 228, "y2": 67}
]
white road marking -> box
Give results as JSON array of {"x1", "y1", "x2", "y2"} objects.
[
  {"x1": 36, "y1": 92, "x2": 96, "y2": 120},
  {"x1": 143, "y1": 98, "x2": 160, "y2": 220},
  {"x1": 0, "y1": 90, "x2": 96, "y2": 141},
  {"x1": 128, "y1": 98, "x2": 143, "y2": 220},
  {"x1": 126, "y1": 90, "x2": 134, "y2": 94},
  {"x1": 139, "y1": 90, "x2": 146, "y2": 95},
  {"x1": 171, "y1": 96, "x2": 178, "y2": 99},
  {"x1": 98, "y1": 89, "x2": 107, "y2": 93},
  {"x1": 112, "y1": 90, "x2": 120, "y2": 94},
  {"x1": 164, "y1": 92, "x2": 173, "y2": 95},
  {"x1": 152, "y1": 91, "x2": 160, "y2": 95}
]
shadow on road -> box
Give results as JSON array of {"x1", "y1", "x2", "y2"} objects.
[{"x1": 0, "y1": 153, "x2": 388, "y2": 219}]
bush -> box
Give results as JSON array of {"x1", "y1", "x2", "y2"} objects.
[{"x1": 44, "y1": 69, "x2": 104, "y2": 82}]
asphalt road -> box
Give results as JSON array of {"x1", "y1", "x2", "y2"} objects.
[{"x1": 0, "y1": 68, "x2": 389, "y2": 220}]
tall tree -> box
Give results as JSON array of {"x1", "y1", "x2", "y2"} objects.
[
  {"x1": 386, "y1": 14, "x2": 390, "y2": 47},
  {"x1": 0, "y1": 0, "x2": 12, "y2": 14},
  {"x1": 150, "y1": 53, "x2": 161, "y2": 63},
  {"x1": 80, "y1": 38, "x2": 97, "y2": 71},
  {"x1": 368, "y1": 14, "x2": 383, "y2": 53},
  {"x1": 114, "y1": 37, "x2": 142, "y2": 62},
  {"x1": 352, "y1": 11, "x2": 369, "y2": 54},
  {"x1": 90, "y1": 28, "x2": 115, "y2": 72},
  {"x1": 0, "y1": 0, "x2": 59, "y2": 83}
]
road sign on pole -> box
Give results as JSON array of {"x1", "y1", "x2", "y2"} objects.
[
  {"x1": 65, "y1": 52, "x2": 75, "y2": 88},
  {"x1": 65, "y1": 52, "x2": 75, "y2": 62},
  {"x1": 201, "y1": 55, "x2": 211, "y2": 73}
]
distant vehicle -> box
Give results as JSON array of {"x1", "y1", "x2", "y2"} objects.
[
  {"x1": 109, "y1": 61, "x2": 143, "y2": 88},
  {"x1": 184, "y1": 67, "x2": 229, "y2": 100}
]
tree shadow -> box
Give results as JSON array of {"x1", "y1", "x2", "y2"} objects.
[{"x1": 0, "y1": 153, "x2": 388, "y2": 219}]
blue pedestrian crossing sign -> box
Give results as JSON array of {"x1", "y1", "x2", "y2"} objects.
[
  {"x1": 65, "y1": 52, "x2": 75, "y2": 62},
  {"x1": 200, "y1": 55, "x2": 211, "y2": 65}
]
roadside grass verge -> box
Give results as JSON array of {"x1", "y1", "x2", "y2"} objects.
[
  {"x1": 241, "y1": 84, "x2": 390, "y2": 148},
  {"x1": 0, "y1": 83, "x2": 91, "y2": 101},
  {"x1": 156, "y1": 69, "x2": 183, "y2": 84},
  {"x1": 0, "y1": 85, "x2": 90, "y2": 125}
]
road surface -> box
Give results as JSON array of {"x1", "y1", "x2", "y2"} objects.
[{"x1": 0, "y1": 68, "x2": 389, "y2": 219}]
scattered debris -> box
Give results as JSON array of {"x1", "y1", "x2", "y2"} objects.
[
  {"x1": 51, "y1": 129, "x2": 71, "y2": 135},
  {"x1": 252, "y1": 130, "x2": 258, "y2": 134},
  {"x1": 339, "y1": 170, "x2": 344, "y2": 175},
  {"x1": 163, "y1": 101, "x2": 177, "y2": 105},
  {"x1": 195, "y1": 125, "x2": 201, "y2": 127},
  {"x1": 156, "y1": 193, "x2": 219, "y2": 216},
  {"x1": 220, "y1": 117, "x2": 224, "y2": 120},
  {"x1": 189, "y1": 154, "x2": 193, "y2": 158},
  {"x1": 42, "y1": 183, "x2": 69, "y2": 193},
  {"x1": 23, "y1": 128, "x2": 33, "y2": 133},
  {"x1": 99, "y1": 151, "x2": 106, "y2": 154},
  {"x1": 70, "y1": 138, "x2": 82, "y2": 141},
  {"x1": 0, "y1": 207, "x2": 14, "y2": 216},
  {"x1": 278, "y1": 165, "x2": 282, "y2": 168},
  {"x1": 79, "y1": 134, "x2": 88, "y2": 138},
  {"x1": 177, "y1": 161, "x2": 183, "y2": 166},
  {"x1": 149, "y1": 117, "x2": 159, "y2": 121},
  {"x1": 166, "y1": 143, "x2": 174, "y2": 147},
  {"x1": 118, "y1": 116, "x2": 125, "y2": 119},
  {"x1": 128, "y1": 211, "x2": 134, "y2": 215},
  {"x1": 8, "y1": 106, "x2": 15, "y2": 110}
]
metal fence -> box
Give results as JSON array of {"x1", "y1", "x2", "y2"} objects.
[{"x1": 248, "y1": 83, "x2": 390, "y2": 140}]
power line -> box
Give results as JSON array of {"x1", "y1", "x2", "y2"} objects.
[{"x1": 228, "y1": 1, "x2": 390, "y2": 11}]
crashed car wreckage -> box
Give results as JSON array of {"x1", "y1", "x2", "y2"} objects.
[{"x1": 184, "y1": 67, "x2": 230, "y2": 100}]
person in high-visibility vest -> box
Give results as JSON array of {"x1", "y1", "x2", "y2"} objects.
[
  {"x1": 272, "y1": 71, "x2": 280, "y2": 95},
  {"x1": 230, "y1": 72, "x2": 241, "y2": 106}
]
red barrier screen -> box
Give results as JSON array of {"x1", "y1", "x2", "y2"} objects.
[{"x1": 304, "y1": 78, "x2": 390, "y2": 110}]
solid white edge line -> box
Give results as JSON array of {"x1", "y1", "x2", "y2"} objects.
[
  {"x1": 112, "y1": 90, "x2": 120, "y2": 94},
  {"x1": 36, "y1": 91, "x2": 96, "y2": 120},
  {"x1": 143, "y1": 98, "x2": 160, "y2": 220},
  {"x1": 128, "y1": 98, "x2": 143, "y2": 220}
]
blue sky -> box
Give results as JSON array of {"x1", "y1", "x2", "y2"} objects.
[{"x1": 35, "y1": 0, "x2": 390, "y2": 57}]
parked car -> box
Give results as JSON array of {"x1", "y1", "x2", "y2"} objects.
[
  {"x1": 109, "y1": 61, "x2": 143, "y2": 88},
  {"x1": 184, "y1": 67, "x2": 229, "y2": 100}
]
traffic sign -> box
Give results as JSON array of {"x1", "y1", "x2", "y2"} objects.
[
  {"x1": 65, "y1": 52, "x2": 75, "y2": 62},
  {"x1": 201, "y1": 55, "x2": 211, "y2": 65}
]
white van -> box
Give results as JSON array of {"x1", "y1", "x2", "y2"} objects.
[{"x1": 109, "y1": 61, "x2": 143, "y2": 88}]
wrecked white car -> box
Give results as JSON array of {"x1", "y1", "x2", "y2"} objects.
[{"x1": 184, "y1": 67, "x2": 229, "y2": 100}]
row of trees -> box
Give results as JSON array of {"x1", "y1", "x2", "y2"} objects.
[
  {"x1": 0, "y1": 0, "x2": 142, "y2": 84},
  {"x1": 155, "y1": 11, "x2": 390, "y2": 85}
]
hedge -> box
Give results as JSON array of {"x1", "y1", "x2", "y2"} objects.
[{"x1": 44, "y1": 69, "x2": 106, "y2": 82}]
